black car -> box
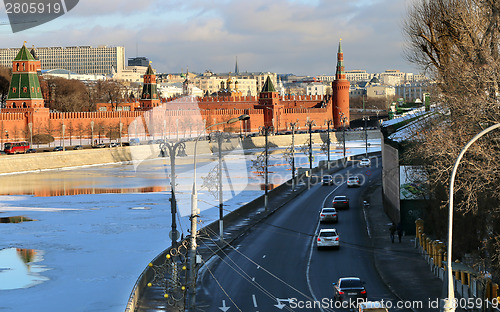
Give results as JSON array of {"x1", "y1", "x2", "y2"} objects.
[
  {"x1": 73, "y1": 145, "x2": 83, "y2": 150},
  {"x1": 53, "y1": 146, "x2": 63, "y2": 151},
  {"x1": 332, "y1": 195, "x2": 350, "y2": 210},
  {"x1": 333, "y1": 277, "x2": 367, "y2": 303},
  {"x1": 26, "y1": 148, "x2": 37, "y2": 153}
]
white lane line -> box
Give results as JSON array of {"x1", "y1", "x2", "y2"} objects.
[
  {"x1": 262, "y1": 255, "x2": 266, "y2": 258},
  {"x1": 306, "y1": 184, "x2": 343, "y2": 312},
  {"x1": 363, "y1": 206, "x2": 371, "y2": 238},
  {"x1": 252, "y1": 294, "x2": 258, "y2": 307}
]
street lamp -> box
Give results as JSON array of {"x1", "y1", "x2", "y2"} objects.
[
  {"x1": 90, "y1": 121, "x2": 94, "y2": 146},
  {"x1": 259, "y1": 125, "x2": 274, "y2": 211},
  {"x1": 211, "y1": 131, "x2": 232, "y2": 239},
  {"x1": 187, "y1": 114, "x2": 250, "y2": 311},
  {"x1": 444, "y1": 123, "x2": 500, "y2": 312},
  {"x1": 289, "y1": 122, "x2": 299, "y2": 191},
  {"x1": 339, "y1": 112, "x2": 347, "y2": 165},
  {"x1": 363, "y1": 116, "x2": 370, "y2": 158},
  {"x1": 305, "y1": 120, "x2": 316, "y2": 170},
  {"x1": 324, "y1": 119, "x2": 334, "y2": 169}
]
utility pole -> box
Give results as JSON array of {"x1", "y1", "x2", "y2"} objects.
[
  {"x1": 259, "y1": 125, "x2": 273, "y2": 211},
  {"x1": 339, "y1": 112, "x2": 347, "y2": 165},
  {"x1": 305, "y1": 120, "x2": 316, "y2": 170},
  {"x1": 363, "y1": 116, "x2": 369, "y2": 158}
]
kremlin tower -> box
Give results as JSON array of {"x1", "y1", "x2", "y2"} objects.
[
  {"x1": 140, "y1": 63, "x2": 160, "y2": 109},
  {"x1": 332, "y1": 39, "x2": 350, "y2": 128}
]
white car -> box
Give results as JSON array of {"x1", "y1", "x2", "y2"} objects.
[
  {"x1": 358, "y1": 301, "x2": 388, "y2": 312},
  {"x1": 347, "y1": 176, "x2": 360, "y2": 187},
  {"x1": 359, "y1": 158, "x2": 371, "y2": 167},
  {"x1": 319, "y1": 208, "x2": 338, "y2": 223},
  {"x1": 316, "y1": 229, "x2": 339, "y2": 249}
]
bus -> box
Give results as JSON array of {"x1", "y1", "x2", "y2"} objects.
[{"x1": 4, "y1": 142, "x2": 30, "y2": 154}]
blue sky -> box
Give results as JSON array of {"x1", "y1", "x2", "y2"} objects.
[{"x1": 0, "y1": 0, "x2": 419, "y2": 75}]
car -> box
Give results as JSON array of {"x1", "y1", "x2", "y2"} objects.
[
  {"x1": 359, "y1": 158, "x2": 371, "y2": 167},
  {"x1": 53, "y1": 146, "x2": 63, "y2": 151},
  {"x1": 109, "y1": 142, "x2": 119, "y2": 147},
  {"x1": 322, "y1": 175, "x2": 334, "y2": 185},
  {"x1": 319, "y1": 208, "x2": 338, "y2": 223},
  {"x1": 332, "y1": 195, "x2": 349, "y2": 210},
  {"x1": 358, "y1": 301, "x2": 388, "y2": 312},
  {"x1": 73, "y1": 145, "x2": 83, "y2": 150},
  {"x1": 333, "y1": 277, "x2": 367, "y2": 303},
  {"x1": 347, "y1": 176, "x2": 361, "y2": 187},
  {"x1": 316, "y1": 229, "x2": 339, "y2": 249},
  {"x1": 26, "y1": 148, "x2": 37, "y2": 153},
  {"x1": 93, "y1": 143, "x2": 106, "y2": 148},
  {"x1": 129, "y1": 138, "x2": 140, "y2": 145}
]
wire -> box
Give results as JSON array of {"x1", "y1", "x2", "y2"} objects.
[{"x1": 199, "y1": 255, "x2": 243, "y2": 312}]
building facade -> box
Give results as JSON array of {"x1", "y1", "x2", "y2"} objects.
[{"x1": 0, "y1": 45, "x2": 125, "y2": 75}]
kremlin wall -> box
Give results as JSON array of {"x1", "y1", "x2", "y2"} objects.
[{"x1": 0, "y1": 43, "x2": 350, "y2": 144}]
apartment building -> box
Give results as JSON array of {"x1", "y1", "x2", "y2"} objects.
[{"x1": 0, "y1": 45, "x2": 126, "y2": 75}]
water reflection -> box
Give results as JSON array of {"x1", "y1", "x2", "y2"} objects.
[{"x1": 0, "y1": 248, "x2": 49, "y2": 290}]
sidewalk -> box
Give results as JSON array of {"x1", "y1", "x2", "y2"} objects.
[{"x1": 363, "y1": 178, "x2": 461, "y2": 312}]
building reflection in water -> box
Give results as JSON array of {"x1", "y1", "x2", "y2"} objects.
[
  {"x1": 0, "y1": 248, "x2": 49, "y2": 290},
  {"x1": 0, "y1": 186, "x2": 166, "y2": 197}
]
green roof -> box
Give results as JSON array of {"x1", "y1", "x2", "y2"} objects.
[
  {"x1": 14, "y1": 44, "x2": 36, "y2": 61},
  {"x1": 261, "y1": 76, "x2": 276, "y2": 92},
  {"x1": 145, "y1": 64, "x2": 154, "y2": 75}
]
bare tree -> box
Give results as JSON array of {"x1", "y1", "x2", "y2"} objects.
[{"x1": 403, "y1": 0, "x2": 500, "y2": 278}]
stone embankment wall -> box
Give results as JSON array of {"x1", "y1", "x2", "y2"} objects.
[{"x1": 0, "y1": 130, "x2": 381, "y2": 174}]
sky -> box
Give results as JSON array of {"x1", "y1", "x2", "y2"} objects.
[{"x1": 0, "y1": 0, "x2": 419, "y2": 76}]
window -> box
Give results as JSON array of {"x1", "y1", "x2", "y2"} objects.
[
  {"x1": 23, "y1": 87, "x2": 27, "y2": 93},
  {"x1": 12, "y1": 87, "x2": 16, "y2": 93}
]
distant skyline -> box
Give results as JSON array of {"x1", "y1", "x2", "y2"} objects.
[{"x1": 0, "y1": 0, "x2": 421, "y2": 76}]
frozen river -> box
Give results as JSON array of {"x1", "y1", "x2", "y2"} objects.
[{"x1": 0, "y1": 139, "x2": 380, "y2": 312}]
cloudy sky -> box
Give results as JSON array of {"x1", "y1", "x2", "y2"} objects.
[{"x1": 0, "y1": 0, "x2": 419, "y2": 75}]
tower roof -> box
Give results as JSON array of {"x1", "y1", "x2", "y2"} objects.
[
  {"x1": 145, "y1": 63, "x2": 154, "y2": 75},
  {"x1": 338, "y1": 38, "x2": 343, "y2": 54},
  {"x1": 14, "y1": 43, "x2": 36, "y2": 61},
  {"x1": 261, "y1": 76, "x2": 276, "y2": 92},
  {"x1": 335, "y1": 39, "x2": 346, "y2": 80},
  {"x1": 235, "y1": 56, "x2": 239, "y2": 74}
]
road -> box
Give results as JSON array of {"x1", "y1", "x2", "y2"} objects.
[{"x1": 196, "y1": 162, "x2": 409, "y2": 312}]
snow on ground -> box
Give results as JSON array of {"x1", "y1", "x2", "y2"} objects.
[{"x1": 0, "y1": 139, "x2": 380, "y2": 312}]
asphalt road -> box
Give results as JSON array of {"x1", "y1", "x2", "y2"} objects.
[{"x1": 196, "y1": 163, "x2": 407, "y2": 312}]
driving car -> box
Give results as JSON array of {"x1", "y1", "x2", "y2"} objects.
[
  {"x1": 359, "y1": 158, "x2": 371, "y2": 167},
  {"x1": 319, "y1": 208, "x2": 338, "y2": 223},
  {"x1": 322, "y1": 175, "x2": 334, "y2": 185},
  {"x1": 26, "y1": 148, "x2": 37, "y2": 153},
  {"x1": 109, "y1": 142, "x2": 119, "y2": 147},
  {"x1": 316, "y1": 229, "x2": 339, "y2": 249},
  {"x1": 53, "y1": 146, "x2": 63, "y2": 151},
  {"x1": 93, "y1": 143, "x2": 106, "y2": 148},
  {"x1": 73, "y1": 145, "x2": 83, "y2": 150},
  {"x1": 347, "y1": 176, "x2": 361, "y2": 187},
  {"x1": 333, "y1": 277, "x2": 367, "y2": 303},
  {"x1": 332, "y1": 195, "x2": 349, "y2": 209}
]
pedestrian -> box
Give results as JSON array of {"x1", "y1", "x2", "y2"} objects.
[
  {"x1": 397, "y1": 222, "x2": 403, "y2": 243},
  {"x1": 389, "y1": 223, "x2": 396, "y2": 243}
]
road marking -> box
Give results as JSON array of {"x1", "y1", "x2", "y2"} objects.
[
  {"x1": 256, "y1": 265, "x2": 260, "y2": 269},
  {"x1": 262, "y1": 255, "x2": 266, "y2": 258},
  {"x1": 252, "y1": 294, "x2": 258, "y2": 307},
  {"x1": 306, "y1": 184, "x2": 343, "y2": 312},
  {"x1": 252, "y1": 277, "x2": 255, "y2": 282},
  {"x1": 363, "y1": 205, "x2": 371, "y2": 238},
  {"x1": 219, "y1": 300, "x2": 230, "y2": 312}
]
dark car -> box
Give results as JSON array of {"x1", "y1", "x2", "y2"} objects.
[
  {"x1": 93, "y1": 143, "x2": 106, "y2": 148},
  {"x1": 26, "y1": 148, "x2": 37, "y2": 153},
  {"x1": 332, "y1": 195, "x2": 349, "y2": 210},
  {"x1": 73, "y1": 145, "x2": 83, "y2": 150},
  {"x1": 333, "y1": 277, "x2": 367, "y2": 304},
  {"x1": 53, "y1": 146, "x2": 63, "y2": 151}
]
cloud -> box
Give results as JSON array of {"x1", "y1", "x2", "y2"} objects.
[{"x1": 0, "y1": 0, "x2": 419, "y2": 75}]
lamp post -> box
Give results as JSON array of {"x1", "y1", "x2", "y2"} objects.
[
  {"x1": 160, "y1": 140, "x2": 188, "y2": 248},
  {"x1": 259, "y1": 125, "x2": 273, "y2": 211},
  {"x1": 211, "y1": 130, "x2": 231, "y2": 239},
  {"x1": 362, "y1": 116, "x2": 369, "y2": 158},
  {"x1": 90, "y1": 121, "x2": 94, "y2": 146},
  {"x1": 339, "y1": 112, "x2": 347, "y2": 165},
  {"x1": 444, "y1": 123, "x2": 500, "y2": 312},
  {"x1": 187, "y1": 114, "x2": 250, "y2": 311},
  {"x1": 324, "y1": 119, "x2": 334, "y2": 169},
  {"x1": 305, "y1": 120, "x2": 316, "y2": 170},
  {"x1": 289, "y1": 122, "x2": 299, "y2": 191}
]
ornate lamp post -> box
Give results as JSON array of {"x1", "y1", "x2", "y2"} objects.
[
  {"x1": 159, "y1": 140, "x2": 188, "y2": 248},
  {"x1": 339, "y1": 112, "x2": 347, "y2": 165},
  {"x1": 289, "y1": 122, "x2": 299, "y2": 191},
  {"x1": 305, "y1": 120, "x2": 316, "y2": 170},
  {"x1": 259, "y1": 125, "x2": 273, "y2": 211},
  {"x1": 363, "y1": 116, "x2": 370, "y2": 157},
  {"x1": 187, "y1": 114, "x2": 250, "y2": 311},
  {"x1": 324, "y1": 119, "x2": 334, "y2": 169}
]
